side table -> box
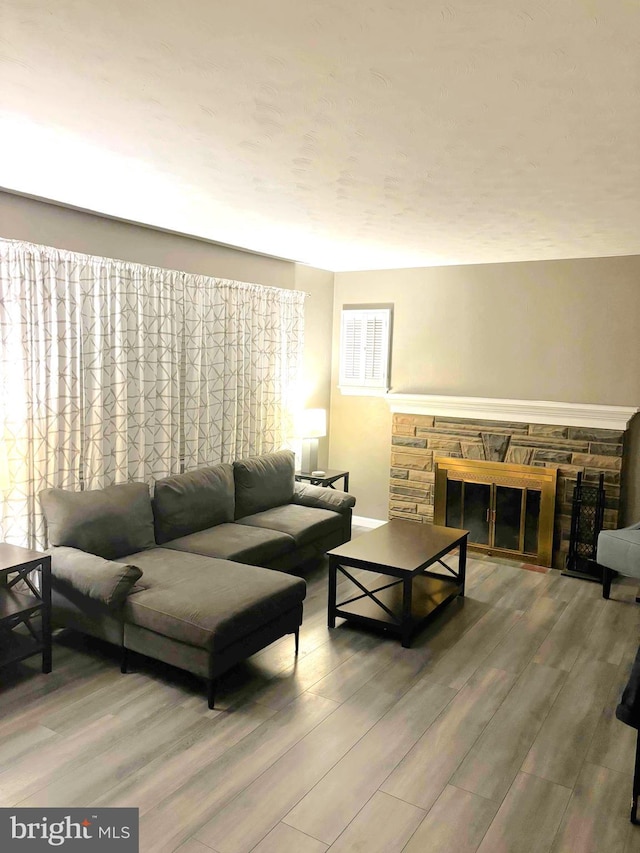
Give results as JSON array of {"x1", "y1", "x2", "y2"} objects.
[
  {"x1": 0, "y1": 543, "x2": 52, "y2": 674},
  {"x1": 296, "y1": 469, "x2": 350, "y2": 492}
]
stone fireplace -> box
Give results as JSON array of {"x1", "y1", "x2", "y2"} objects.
[{"x1": 387, "y1": 394, "x2": 637, "y2": 569}]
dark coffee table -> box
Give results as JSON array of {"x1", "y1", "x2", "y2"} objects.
[{"x1": 327, "y1": 519, "x2": 469, "y2": 647}]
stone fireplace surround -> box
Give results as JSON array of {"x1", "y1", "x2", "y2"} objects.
[{"x1": 387, "y1": 394, "x2": 638, "y2": 570}]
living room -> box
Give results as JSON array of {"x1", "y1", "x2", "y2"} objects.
[{"x1": 2, "y1": 2, "x2": 640, "y2": 853}]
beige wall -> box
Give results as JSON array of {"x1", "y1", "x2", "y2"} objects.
[
  {"x1": 0, "y1": 191, "x2": 336, "y2": 463},
  {"x1": 331, "y1": 257, "x2": 640, "y2": 520}
]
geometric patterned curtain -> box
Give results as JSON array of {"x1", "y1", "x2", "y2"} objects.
[
  {"x1": 0, "y1": 239, "x2": 305, "y2": 549},
  {"x1": 182, "y1": 275, "x2": 305, "y2": 468}
]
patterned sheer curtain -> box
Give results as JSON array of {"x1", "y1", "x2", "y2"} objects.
[
  {"x1": 0, "y1": 239, "x2": 305, "y2": 549},
  {"x1": 0, "y1": 241, "x2": 180, "y2": 547},
  {"x1": 182, "y1": 275, "x2": 304, "y2": 468}
]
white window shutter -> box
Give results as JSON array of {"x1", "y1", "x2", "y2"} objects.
[{"x1": 339, "y1": 307, "x2": 391, "y2": 394}]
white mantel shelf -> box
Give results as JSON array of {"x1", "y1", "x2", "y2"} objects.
[{"x1": 385, "y1": 393, "x2": 638, "y2": 431}]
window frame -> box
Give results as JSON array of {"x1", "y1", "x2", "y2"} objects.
[{"x1": 338, "y1": 304, "x2": 393, "y2": 396}]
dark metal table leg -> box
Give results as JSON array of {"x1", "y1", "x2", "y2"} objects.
[
  {"x1": 41, "y1": 556, "x2": 52, "y2": 673},
  {"x1": 328, "y1": 557, "x2": 337, "y2": 628},
  {"x1": 401, "y1": 576, "x2": 413, "y2": 648},
  {"x1": 632, "y1": 730, "x2": 640, "y2": 824},
  {"x1": 458, "y1": 536, "x2": 467, "y2": 597}
]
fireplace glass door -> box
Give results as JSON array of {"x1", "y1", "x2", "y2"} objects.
[{"x1": 435, "y1": 458, "x2": 556, "y2": 567}]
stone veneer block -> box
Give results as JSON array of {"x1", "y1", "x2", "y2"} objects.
[
  {"x1": 391, "y1": 452, "x2": 433, "y2": 471},
  {"x1": 529, "y1": 424, "x2": 570, "y2": 438},
  {"x1": 584, "y1": 468, "x2": 620, "y2": 484},
  {"x1": 571, "y1": 453, "x2": 622, "y2": 470},
  {"x1": 390, "y1": 500, "x2": 417, "y2": 514},
  {"x1": 504, "y1": 446, "x2": 535, "y2": 465},
  {"x1": 390, "y1": 467, "x2": 409, "y2": 479},
  {"x1": 427, "y1": 438, "x2": 463, "y2": 452},
  {"x1": 533, "y1": 450, "x2": 573, "y2": 464},
  {"x1": 392, "y1": 424, "x2": 418, "y2": 436},
  {"x1": 392, "y1": 485, "x2": 430, "y2": 498},
  {"x1": 589, "y1": 442, "x2": 624, "y2": 456},
  {"x1": 408, "y1": 470, "x2": 435, "y2": 483},
  {"x1": 461, "y1": 441, "x2": 486, "y2": 460},
  {"x1": 510, "y1": 436, "x2": 590, "y2": 451},
  {"x1": 568, "y1": 427, "x2": 624, "y2": 442},
  {"x1": 482, "y1": 433, "x2": 511, "y2": 462},
  {"x1": 392, "y1": 435, "x2": 427, "y2": 448},
  {"x1": 394, "y1": 414, "x2": 435, "y2": 427}
]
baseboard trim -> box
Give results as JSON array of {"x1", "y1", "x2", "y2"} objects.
[{"x1": 352, "y1": 515, "x2": 387, "y2": 529}]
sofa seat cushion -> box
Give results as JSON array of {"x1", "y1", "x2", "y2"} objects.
[
  {"x1": 122, "y1": 548, "x2": 305, "y2": 651},
  {"x1": 160, "y1": 523, "x2": 295, "y2": 565},
  {"x1": 236, "y1": 504, "x2": 343, "y2": 547}
]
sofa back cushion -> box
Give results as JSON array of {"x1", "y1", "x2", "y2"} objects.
[
  {"x1": 40, "y1": 482, "x2": 156, "y2": 560},
  {"x1": 233, "y1": 450, "x2": 295, "y2": 519},
  {"x1": 153, "y1": 464, "x2": 235, "y2": 544}
]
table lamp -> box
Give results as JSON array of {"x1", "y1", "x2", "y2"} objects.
[{"x1": 299, "y1": 408, "x2": 326, "y2": 474}]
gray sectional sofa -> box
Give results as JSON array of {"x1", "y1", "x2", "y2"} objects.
[{"x1": 39, "y1": 450, "x2": 355, "y2": 707}]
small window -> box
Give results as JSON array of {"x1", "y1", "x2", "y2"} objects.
[{"x1": 339, "y1": 306, "x2": 392, "y2": 395}]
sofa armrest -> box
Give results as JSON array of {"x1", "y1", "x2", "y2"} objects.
[
  {"x1": 292, "y1": 482, "x2": 356, "y2": 514},
  {"x1": 49, "y1": 546, "x2": 143, "y2": 608}
]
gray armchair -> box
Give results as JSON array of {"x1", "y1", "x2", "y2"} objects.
[{"x1": 597, "y1": 522, "x2": 640, "y2": 600}]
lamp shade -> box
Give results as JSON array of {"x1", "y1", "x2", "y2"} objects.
[{"x1": 299, "y1": 408, "x2": 327, "y2": 439}]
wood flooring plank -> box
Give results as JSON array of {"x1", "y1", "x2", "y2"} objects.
[
  {"x1": 93, "y1": 703, "x2": 276, "y2": 814},
  {"x1": 583, "y1": 598, "x2": 640, "y2": 666},
  {"x1": 173, "y1": 841, "x2": 216, "y2": 853},
  {"x1": 452, "y1": 662, "x2": 566, "y2": 802},
  {"x1": 306, "y1": 639, "x2": 400, "y2": 702},
  {"x1": 249, "y1": 630, "x2": 379, "y2": 711},
  {"x1": 18, "y1": 706, "x2": 209, "y2": 807},
  {"x1": 402, "y1": 785, "x2": 499, "y2": 853},
  {"x1": 462, "y1": 559, "x2": 499, "y2": 593},
  {"x1": 0, "y1": 714, "x2": 127, "y2": 806},
  {"x1": 492, "y1": 569, "x2": 547, "y2": 612},
  {"x1": 380, "y1": 666, "x2": 516, "y2": 812},
  {"x1": 550, "y1": 762, "x2": 631, "y2": 853},
  {"x1": 483, "y1": 596, "x2": 567, "y2": 675},
  {"x1": 326, "y1": 791, "x2": 424, "y2": 853},
  {"x1": 138, "y1": 692, "x2": 339, "y2": 853},
  {"x1": 194, "y1": 651, "x2": 446, "y2": 853},
  {"x1": 0, "y1": 724, "x2": 58, "y2": 771},
  {"x1": 476, "y1": 772, "x2": 572, "y2": 853},
  {"x1": 283, "y1": 676, "x2": 455, "y2": 845},
  {"x1": 522, "y1": 651, "x2": 617, "y2": 788},
  {"x1": 533, "y1": 596, "x2": 604, "y2": 672},
  {"x1": 251, "y1": 823, "x2": 327, "y2": 853},
  {"x1": 468, "y1": 563, "x2": 526, "y2": 605},
  {"x1": 586, "y1": 648, "x2": 638, "y2": 776},
  {"x1": 425, "y1": 606, "x2": 522, "y2": 690}
]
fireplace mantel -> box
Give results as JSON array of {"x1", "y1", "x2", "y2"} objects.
[{"x1": 385, "y1": 393, "x2": 638, "y2": 431}]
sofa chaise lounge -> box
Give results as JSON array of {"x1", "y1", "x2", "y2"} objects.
[{"x1": 40, "y1": 450, "x2": 355, "y2": 707}]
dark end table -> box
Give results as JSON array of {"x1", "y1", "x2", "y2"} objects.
[
  {"x1": 296, "y1": 469, "x2": 350, "y2": 492},
  {"x1": 0, "y1": 543, "x2": 52, "y2": 674},
  {"x1": 327, "y1": 519, "x2": 468, "y2": 648}
]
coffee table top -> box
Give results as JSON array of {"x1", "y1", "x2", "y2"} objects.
[{"x1": 328, "y1": 519, "x2": 468, "y2": 574}]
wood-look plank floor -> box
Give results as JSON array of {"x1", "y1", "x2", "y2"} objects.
[{"x1": 1, "y1": 529, "x2": 640, "y2": 853}]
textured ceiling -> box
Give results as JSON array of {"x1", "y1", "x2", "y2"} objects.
[{"x1": 1, "y1": 1, "x2": 639, "y2": 271}]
